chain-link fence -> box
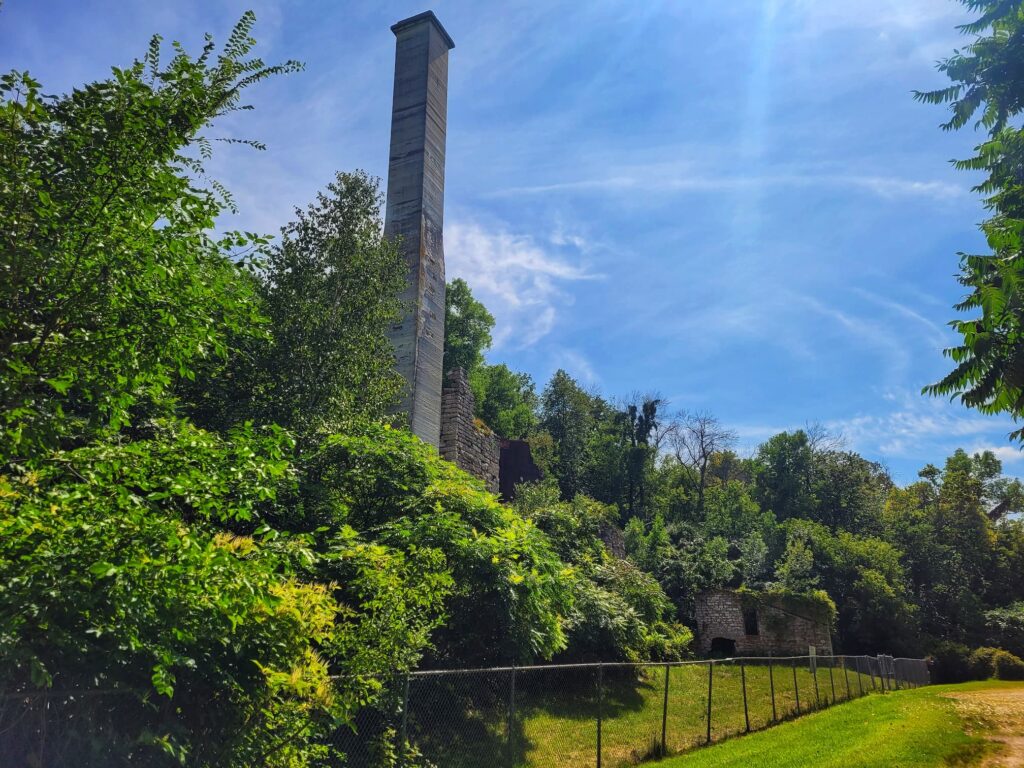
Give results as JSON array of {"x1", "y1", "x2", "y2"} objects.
[
  {"x1": 0, "y1": 687, "x2": 174, "y2": 767},
  {"x1": 1, "y1": 655, "x2": 929, "y2": 767},
  {"x1": 336, "y1": 654, "x2": 930, "y2": 768}
]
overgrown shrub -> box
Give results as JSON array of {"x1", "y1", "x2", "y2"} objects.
[
  {"x1": 0, "y1": 424, "x2": 338, "y2": 766},
  {"x1": 970, "y1": 647, "x2": 1024, "y2": 681},
  {"x1": 928, "y1": 641, "x2": 975, "y2": 683},
  {"x1": 288, "y1": 425, "x2": 575, "y2": 667},
  {"x1": 515, "y1": 485, "x2": 692, "y2": 662}
]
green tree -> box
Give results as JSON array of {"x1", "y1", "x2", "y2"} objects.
[
  {"x1": 469, "y1": 362, "x2": 538, "y2": 438},
  {"x1": 540, "y1": 369, "x2": 595, "y2": 500},
  {"x1": 186, "y1": 171, "x2": 406, "y2": 448},
  {"x1": 774, "y1": 533, "x2": 818, "y2": 592},
  {"x1": 670, "y1": 411, "x2": 737, "y2": 515},
  {"x1": 443, "y1": 278, "x2": 494, "y2": 375},
  {"x1": 0, "y1": 15, "x2": 300, "y2": 464},
  {"x1": 753, "y1": 431, "x2": 816, "y2": 522},
  {"x1": 919, "y1": 1, "x2": 1024, "y2": 437}
]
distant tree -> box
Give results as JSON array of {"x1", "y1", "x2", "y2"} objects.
[
  {"x1": 443, "y1": 278, "x2": 494, "y2": 375},
  {"x1": 919, "y1": 1, "x2": 1024, "y2": 438},
  {"x1": 540, "y1": 369, "x2": 595, "y2": 499},
  {"x1": 811, "y1": 449, "x2": 891, "y2": 532},
  {"x1": 470, "y1": 363, "x2": 538, "y2": 438},
  {"x1": 774, "y1": 533, "x2": 818, "y2": 592},
  {"x1": 622, "y1": 395, "x2": 664, "y2": 519},
  {"x1": 670, "y1": 411, "x2": 737, "y2": 514},
  {"x1": 753, "y1": 431, "x2": 816, "y2": 522},
  {"x1": 738, "y1": 532, "x2": 771, "y2": 588}
]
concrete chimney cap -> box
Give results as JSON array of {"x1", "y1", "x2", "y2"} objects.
[{"x1": 391, "y1": 10, "x2": 455, "y2": 50}]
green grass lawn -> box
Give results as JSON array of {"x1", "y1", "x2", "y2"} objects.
[
  {"x1": 651, "y1": 680, "x2": 1023, "y2": 768},
  {"x1": 518, "y1": 660, "x2": 879, "y2": 767}
]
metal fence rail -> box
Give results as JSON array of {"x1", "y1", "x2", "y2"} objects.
[
  {"x1": 0, "y1": 654, "x2": 929, "y2": 768},
  {"x1": 336, "y1": 654, "x2": 930, "y2": 768}
]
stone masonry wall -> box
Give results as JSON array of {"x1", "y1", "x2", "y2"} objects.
[
  {"x1": 695, "y1": 589, "x2": 833, "y2": 657},
  {"x1": 440, "y1": 368, "x2": 499, "y2": 493}
]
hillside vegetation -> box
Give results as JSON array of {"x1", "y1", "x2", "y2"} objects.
[{"x1": 4, "y1": 1, "x2": 1024, "y2": 766}]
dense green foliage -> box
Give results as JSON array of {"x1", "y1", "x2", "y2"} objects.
[
  {"x1": 0, "y1": 21, "x2": 298, "y2": 461},
  {"x1": 469, "y1": 362, "x2": 539, "y2": 439},
  {"x1": 184, "y1": 171, "x2": 407, "y2": 448},
  {"x1": 442, "y1": 277, "x2": 494, "y2": 375},
  {"x1": 7, "y1": 4, "x2": 1024, "y2": 766},
  {"x1": 921, "y1": 1, "x2": 1024, "y2": 439}
]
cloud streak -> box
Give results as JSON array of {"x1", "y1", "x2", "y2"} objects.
[
  {"x1": 445, "y1": 219, "x2": 601, "y2": 350},
  {"x1": 494, "y1": 172, "x2": 963, "y2": 201}
]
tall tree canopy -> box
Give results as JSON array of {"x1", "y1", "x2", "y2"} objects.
[
  {"x1": 921, "y1": 0, "x2": 1024, "y2": 438},
  {"x1": 183, "y1": 171, "x2": 406, "y2": 448}
]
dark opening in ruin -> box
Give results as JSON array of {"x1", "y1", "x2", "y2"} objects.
[
  {"x1": 709, "y1": 637, "x2": 736, "y2": 657},
  {"x1": 743, "y1": 607, "x2": 759, "y2": 636}
]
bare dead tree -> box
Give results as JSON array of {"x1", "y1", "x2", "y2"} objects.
[
  {"x1": 671, "y1": 411, "x2": 738, "y2": 514},
  {"x1": 805, "y1": 421, "x2": 845, "y2": 453}
]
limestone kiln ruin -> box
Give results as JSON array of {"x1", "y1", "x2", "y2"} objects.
[
  {"x1": 384, "y1": 11, "x2": 454, "y2": 449},
  {"x1": 695, "y1": 589, "x2": 833, "y2": 657},
  {"x1": 383, "y1": 12, "x2": 540, "y2": 497}
]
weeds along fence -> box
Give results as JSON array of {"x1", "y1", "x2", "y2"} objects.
[
  {"x1": 335, "y1": 654, "x2": 930, "y2": 768},
  {"x1": 0, "y1": 655, "x2": 929, "y2": 768}
]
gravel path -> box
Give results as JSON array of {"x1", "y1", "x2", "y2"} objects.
[{"x1": 946, "y1": 687, "x2": 1024, "y2": 767}]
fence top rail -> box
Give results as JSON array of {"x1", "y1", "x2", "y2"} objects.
[{"x1": 402, "y1": 654, "x2": 927, "y2": 678}]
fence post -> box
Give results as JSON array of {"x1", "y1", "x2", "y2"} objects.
[
  {"x1": 769, "y1": 654, "x2": 777, "y2": 722},
  {"x1": 842, "y1": 656, "x2": 851, "y2": 700},
  {"x1": 741, "y1": 662, "x2": 750, "y2": 733},
  {"x1": 706, "y1": 662, "x2": 714, "y2": 745},
  {"x1": 792, "y1": 659, "x2": 801, "y2": 716},
  {"x1": 856, "y1": 657, "x2": 864, "y2": 696},
  {"x1": 867, "y1": 657, "x2": 876, "y2": 691},
  {"x1": 597, "y1": 663, "x2": 603, "y2": 768},
  {"x1": 828, "y1": 658, "x2": 836, "y2": 705},
  {"x1": 661, "y1": 663, "x2": 670, "y2": 756},
  {"x1": 812, "y1": 658, "x2": 821, "y2": 709},
  {"x1": 400, "y1": 674, "x2": 410, "y2": 763},
  {"x1": 508, "y1": 665, "x2": 517, "y2": 761}
]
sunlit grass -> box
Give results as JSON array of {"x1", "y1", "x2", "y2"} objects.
[
  {"x1": 652, "y1": 681, "x2": 1021, "y2": 768},
  {"x1": 515, "y1": 659, "x2": 880, "y2": 768}
]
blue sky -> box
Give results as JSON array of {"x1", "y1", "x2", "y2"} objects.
[{"x1": 4, "y1": 0, "x2": 1021, "y2": 482}]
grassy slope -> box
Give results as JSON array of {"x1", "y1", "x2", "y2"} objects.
[
  {"x1": 653, "y1": 681, "x2": 1024, "y2": 768},
  {"x1": 518, "y1": 661, "x2": 877, "y2": 767}
]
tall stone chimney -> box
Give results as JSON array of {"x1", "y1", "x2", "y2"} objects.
[{"x1": 384, "y1": 11, "x2": 454, "y2": 448}]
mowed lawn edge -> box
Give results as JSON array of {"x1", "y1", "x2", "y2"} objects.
[{"x1": 652, "y1": 681, "x2": 1023, "y2": 768}]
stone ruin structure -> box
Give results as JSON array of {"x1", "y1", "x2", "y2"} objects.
[
  {"x1": 383, "y1": 12, "x2": 541, "y2": 499},
  {"x1": 695, "y1": 589, "x2": 833, "y2": 657},
  {"x1": 439, "y1": 368, "x2": 500, "y2": 492}
]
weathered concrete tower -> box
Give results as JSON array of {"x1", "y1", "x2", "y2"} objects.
[{"x1": 384, "y1": 11, "x2": 454, "y2": 448}]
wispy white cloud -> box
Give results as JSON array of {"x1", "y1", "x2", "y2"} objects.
[
  {"x1": 494, "y1": 171, "x2": 963, "y2": 201},
  {"x1": 968, "y1": 444, "x2": 1024, "y2": 466},
  {"x1": 445, "y1": 218, "x2": 601, "y2": 350},
  {"x1": 554, "y1": 348, "x2": 600, "y2": 386},
  {"x1": 826, "y1": 389, "x2": 1015, "y2": 465}
]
